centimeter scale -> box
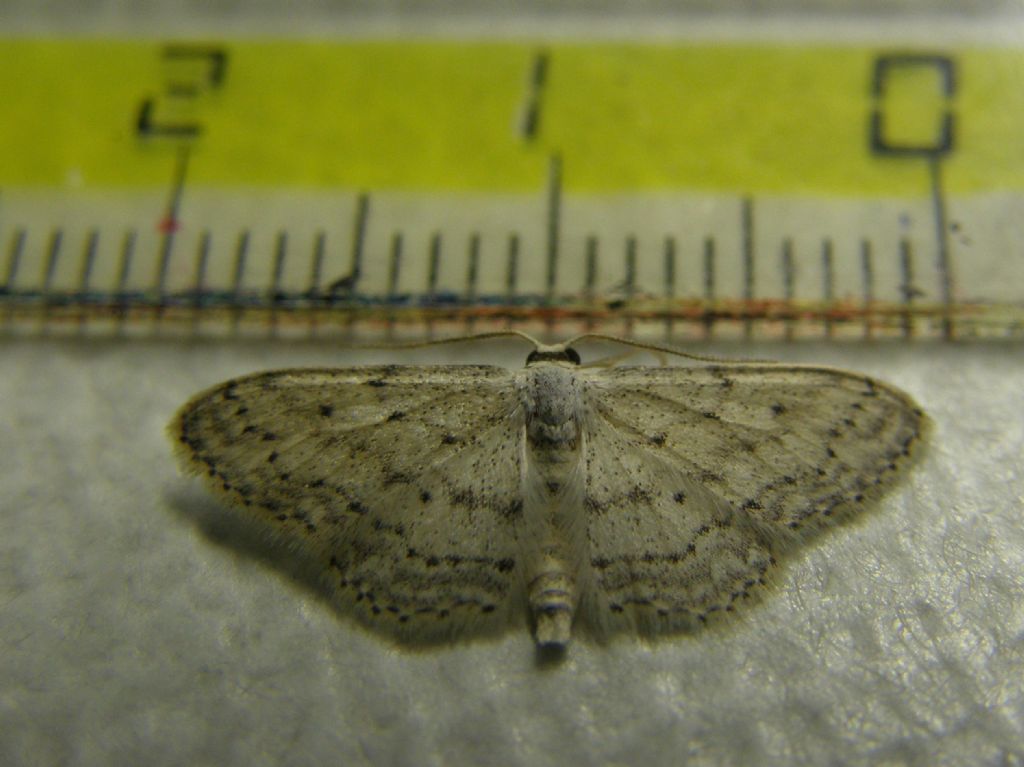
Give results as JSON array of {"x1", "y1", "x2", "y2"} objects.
[{"x1": 1, "y1": 39, "x2": 1023, "y2": 340}]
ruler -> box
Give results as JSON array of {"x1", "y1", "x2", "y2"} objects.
[{"x1": 1, "y1": 39, "x2": 1023, "y2": 340}]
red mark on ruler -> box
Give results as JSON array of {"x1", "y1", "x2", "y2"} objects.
[{"x1": 157, "y1": 216, "x2": 180, "y2": 234}]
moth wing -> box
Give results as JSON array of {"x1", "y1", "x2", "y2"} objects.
[
  {"x1": 577, "y1": 364, "x2": 927, "y2": 637},
  {"x1": 172, "y1": 365, "x2": 527, "y2": 644}
]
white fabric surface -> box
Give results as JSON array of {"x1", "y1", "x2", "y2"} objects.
[{"x1": 1, "y1": 336, "x2": 1022, "y2": 767}]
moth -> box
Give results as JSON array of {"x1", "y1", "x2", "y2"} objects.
[{"x1": 170, "y1": 333, "x2": 928, "y2": 648}]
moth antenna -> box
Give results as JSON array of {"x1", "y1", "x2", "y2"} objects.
[
  {"x1": 333, "y1": 330, "x2": 544, "y2": 352},
  {"x1": 565, "y1": 333, "x2": 779, "y2": 365}
]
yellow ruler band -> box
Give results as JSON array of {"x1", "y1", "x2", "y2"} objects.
[{"x1": 1, "y1": 40, "x2": 1021, "y2": 195}]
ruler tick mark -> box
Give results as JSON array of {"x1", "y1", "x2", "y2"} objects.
[
  {"x1": 3, "y1": 228, "x2": 26, "y2": 292},
  {"x1": 42, "y1": 229, "x2": 63, "y2": 296},
  {"x1": 426, "y1": 232, "x2": 442, "y2": 338},
  {"x1": 328, "y1": 193, "x2": 368, "y2": 294},
  {"x1": 741, "y1": 197, "x2": 755, "y2": 339},
  {"x1": 309, "y1": 231, "x2": 325, "y2": 299},
  {"x1": 899, "y1": 238, "x2": 916, "y2": 339},
  {"x1": 2, "y1": 228, "x2": 26, "y2": 325},
  {"x1": 193, "y1": 230, "x2": 210, "y2": 306},
  {"x1": 41, "y1": 229, "x2": 63, "y2": 332},
  {"x1": 190, "y1": 230, "x2": 211, "y2": 332},
  {"x1": 703, "y1": 236, "x2": 716, "y2": 339},
  {"x1": 466, "y1": 233, "x2": 480, "y2": 301},
  {"x1": 781, "y1": 238, "x2": 795, "y2": 341},
  {"x1": 506, "y1": 233, "x2": 519, "y2": 327},
  {"x1": 545, "y1": 154, "x2": 562, "y2": 307},
  {"x1": 271, "y1": 231, "x2": 287, "y2": 302},
  {"x1": 623, "y1": 235, "x2": 636, "y2": 336},
  {"x1": 77, "y1": 229, "x2": 99, "y2": 330},
  {"x1": 269, "y1": 231, "x2": 287, "y2": 334},
  {"x1": 78, "y1": 230, "x2": 99, "y2": 295},
  {"x1": 307, "y1": 231, "x2": 326, "y2": 336},
  {"x1": 114, "y1": 230, "x2": 136, "y2": 331},
  {"x1": 928, "y1": 155, "x2": 955, "y2": 340},
  {"x1": 231, "y1": 230, "x2": 250, "y2": 332},
  {"x1": 427, "y1": 232, "x2": 441, "y2": 299},
  {"x1": 388, "y1": 232, "x2": 403, "y2": 298},
  {"x1": 465, "y1": 233, "x2": 480, "y2": 333},
  {"x1": 663, "y1": 236, "x2": 676, "y2": 340},
  {"x1": 155, "y1": 145, "x2": 191, "y2": 317},
  {"x1": 584, "y1": 235, "x2": 598, "y2": 331},
  {"x1": 822, "y1": 239, "x2": 835, "y2": 339},
  {"x1": 387, "y1": 231, "x2": 403, "y2": 338},
  {"x1": 860, "y1": 239, "x2": 874, "y2": 340}
]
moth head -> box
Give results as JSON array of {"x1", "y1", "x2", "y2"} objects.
[{"x1": 526, "y1": 345, "x2": 582, "y2": 366}]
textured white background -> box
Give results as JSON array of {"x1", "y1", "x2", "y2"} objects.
[{"x1": 1, "y1": 336, "x2": 1022, "y2": 766}]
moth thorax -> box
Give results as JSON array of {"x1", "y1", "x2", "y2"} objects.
[{"x1": 524, "y1": 365, "x2": 582, "y2": 447}]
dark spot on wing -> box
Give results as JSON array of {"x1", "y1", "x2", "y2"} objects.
[
  {"x1": 502, "y1": 499, "x2": 524, "y2": 520},
  {"x1": 420, "y1": 490, "x2": 432, "y2": 503},
  {"x1": 450, "y1": 488, "x2": 480, "y2": 509},
  {"x1": 627, "y1": 485, "x2": 653, "y2": 504},
  {"x1": 383, "y1": 470, "x2": 414, "y2": 487},
  {"x1": 673, "y1": 491, "x2": 686, "y2": 504},
  {"x1": 319, "y1": 404, "x2": 334, "y2": 417}
]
